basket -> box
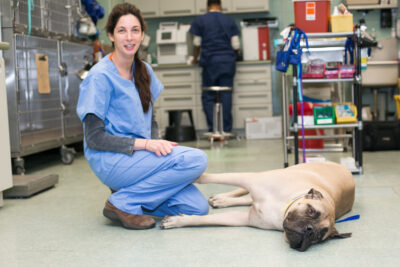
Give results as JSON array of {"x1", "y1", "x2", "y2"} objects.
[{"x1": 334, "y1": 103, "x2": 357, "y2": 123}]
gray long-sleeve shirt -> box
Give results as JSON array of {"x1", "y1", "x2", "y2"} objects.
[{"x1": 84, "y1": 113, "x2": 159, "y2": 155}]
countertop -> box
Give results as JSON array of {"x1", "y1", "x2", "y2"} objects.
[{"x1": 152, "y1": 60, "x2": 271, "y2": 69}]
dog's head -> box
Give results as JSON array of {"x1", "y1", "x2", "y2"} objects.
[{"x1": 282, "y1": 188, "x2": 351, "y2": 252}]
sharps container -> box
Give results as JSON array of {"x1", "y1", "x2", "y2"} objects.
[{"x1": 293, "y1": 0, "x2": 331, "y2": 33}]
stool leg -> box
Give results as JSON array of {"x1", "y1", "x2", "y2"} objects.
[
  {"x1": 218, "y1": 103, "x2": 224, "y2": 133},
  {"x1": 213, "y1": 103, "x2": 219, "y2": 133}
]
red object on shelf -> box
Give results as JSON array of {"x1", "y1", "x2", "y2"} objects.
[
  {"x1": 298, "y1": 129, "x2": 324, "y2": 149},
  {"x1": 293, "y1": 0, "x2": 331, "y2": 33}
]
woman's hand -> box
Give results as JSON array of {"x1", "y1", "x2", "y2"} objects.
[{"x1": 144, "y1": 139, "x2": 178, "y2": 157}]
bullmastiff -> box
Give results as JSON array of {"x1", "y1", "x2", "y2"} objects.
[{"x1": 161, "y1": 161, "x2": 355, "y2": 251}]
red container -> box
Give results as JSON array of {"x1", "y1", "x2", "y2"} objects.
[
  {"x1": 298, "y1": 129, "x2": 324, "y2": 149},
  {"x1": 293, "y1": 0, "x2": 331, "y2": 33}
]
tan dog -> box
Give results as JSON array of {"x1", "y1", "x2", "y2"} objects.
[{"x1": 161, "y1": 162, "x2": 355, "y2": 251}]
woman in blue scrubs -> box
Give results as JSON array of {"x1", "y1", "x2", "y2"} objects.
[
  {"x1": 190, "y1": 0, "x2": 240, "y2": 132},
  {"x1": 76, "y1": 3, "x2": 209, "y2": 230}
]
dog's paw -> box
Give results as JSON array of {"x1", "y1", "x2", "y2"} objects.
[
  {"x1": 160, "y1": 215, "x2": 185, "y2": 229},
  {"x1": 208, "y1": 195, "x2": 229, "y2": 208}
]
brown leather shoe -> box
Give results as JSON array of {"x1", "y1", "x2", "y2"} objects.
[{"x1": 103, "y1": 200, "x2": 155, "y2": 230}]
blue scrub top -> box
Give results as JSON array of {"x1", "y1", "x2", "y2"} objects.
[
  {"x1": 189, "y1": 11, "x2": 240, "y2": 66},
  {"x1": 76, "y1": 55, "x2": 163, "y2": 179}
]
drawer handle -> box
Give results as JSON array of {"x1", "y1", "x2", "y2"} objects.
[
  {"x1": 164, "y1": 85, "x2": 193, "y2": 89},
  {"x1": 238, "y1": 106, "x2": 269, "y2": 111},
  {"x1": 142, "y1": 11, "x2": 156, "y2": 15},
  {"x1": 164, "y1": 97, "x2": 193, "y2": 101},
  {"x1": 237, "y1": 82, "x2": 267, "y2": 86},
  {"x1": 237, "y1": 70, "x2": 266, "y2": 74},
  {"x1": 236, "y1": 6, "x2": 265, "y2": 11},
  {"x1": 163, "y1": 73, "x2": 192, "y2": 77},
  {"x1": 164, "y1": 9, "x2": 191, "y2": 15},
  {"x1": 238, "y1": 94, "x2": 268, "y2": 99}
]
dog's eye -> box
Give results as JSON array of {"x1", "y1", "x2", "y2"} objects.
[{"x1": 306, "y1": 205, "x2": 314, "y2": 215}]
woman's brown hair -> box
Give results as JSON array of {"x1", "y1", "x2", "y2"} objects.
[{"x1": 106, "y1": 3, "x2": 152, "y2": 113}]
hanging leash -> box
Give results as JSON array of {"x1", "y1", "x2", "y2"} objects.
[{"x1": 335, "y1": 214, "x2": 360, "y2": 223}]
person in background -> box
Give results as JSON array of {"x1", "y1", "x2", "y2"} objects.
[
  {"x1": 76, "y1": 3, "x2": 209, "y2": 230},
  {"x1": 190, "y1": 0, "x2": 240, "y2": 133}
]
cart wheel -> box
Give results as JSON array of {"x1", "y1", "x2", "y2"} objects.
[
  {"x1": 13, "y1": 157, "x2": 25, "y2": 175},
  {"x1": 60, "y1": 146, "x2": 75, "y2": 165}
]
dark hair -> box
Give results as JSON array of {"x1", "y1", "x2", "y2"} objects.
[
  {"x1": 106, "y1": 3, "x2": 152, "y2": 113},
  {"x1": 207, "y1": 0, "x2": 221, "y2": 6}
]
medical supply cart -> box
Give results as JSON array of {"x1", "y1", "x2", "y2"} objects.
[{"x1": 281, "y1": 30, "x2": 363, "y2": 174}]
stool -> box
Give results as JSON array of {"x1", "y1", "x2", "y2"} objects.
[
  {"x1": 202, "y1": 86, "x2": 235, "y2": 142},
  {"x1": 165, "y1": 109, "x2": 196, "y2": 142}
]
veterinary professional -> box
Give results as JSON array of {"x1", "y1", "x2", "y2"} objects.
[
  {"x1": 76, "y1": 3, "x2": 209, "y2": 230},
  {"x1": 189, "y1": 0, "x2": 240, "y2": 132}
]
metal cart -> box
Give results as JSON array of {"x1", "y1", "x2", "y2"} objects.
[{"x1": 281, "y1": 30, "x2": 363, "y2": 174}]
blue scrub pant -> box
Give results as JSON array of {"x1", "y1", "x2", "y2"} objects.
[
  {"x1": 202, "y1": 61, "x2": 235, "y2": 132},
  {"x1": 202, "y1": 90, "x2": 232, "y2": 132},
  {"x1": 103, "y1": 146, "x2": 209, "y2": 217}
]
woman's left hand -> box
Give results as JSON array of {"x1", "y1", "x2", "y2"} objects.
[{"x1": 144, "y1": 139, "x2": 178, "y2": 157}]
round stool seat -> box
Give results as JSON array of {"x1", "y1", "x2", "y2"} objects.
[{"x1": 202, "y1": 86, "x2": 232, "y2": 92}]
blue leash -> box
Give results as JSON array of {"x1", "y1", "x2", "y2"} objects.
[{"x1": 335, "y1": 214, "x2": 360, "y2": 223}]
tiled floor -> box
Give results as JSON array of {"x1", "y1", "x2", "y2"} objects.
[{"x1": 1, "y1": 139, "x2": 399, "y2": 266}]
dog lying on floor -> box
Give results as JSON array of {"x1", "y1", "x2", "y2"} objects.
[{"x1": 161, "y1": 161, "x2": 355, "y2": 251}]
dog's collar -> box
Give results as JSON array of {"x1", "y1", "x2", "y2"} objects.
[{"x1": 283, "y1": 194, "x2": 306, "y2": 218}]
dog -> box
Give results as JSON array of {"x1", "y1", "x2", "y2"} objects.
[{"x1": 160, "y1": 161, "x2": 355, "y2": 251}]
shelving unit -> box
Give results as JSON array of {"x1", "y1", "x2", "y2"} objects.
[{"x1": 281, "y1": 30, "x2": 363, "y2": 174}]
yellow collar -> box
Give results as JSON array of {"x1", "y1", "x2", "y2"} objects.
[{"x1": 283, "y1": 194, "x2": 306, "y2": 218}]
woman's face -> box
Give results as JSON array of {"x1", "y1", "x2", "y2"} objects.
[{"x1": 108, "y1": 14, "x2": 144, "y2": 58}]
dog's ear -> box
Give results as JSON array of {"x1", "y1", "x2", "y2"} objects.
[
  {"x1": 328, "y1": 227, "x2": 352, "y2": 239},
  {"x1": 306, "y1": 188, "x2": 323, "y2": 200}
]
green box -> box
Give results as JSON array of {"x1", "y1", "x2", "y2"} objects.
[{"x1": 313, "y1": 106, "x2": 335, "y2": 125}]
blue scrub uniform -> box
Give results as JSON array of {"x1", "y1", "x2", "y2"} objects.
[
  {"x1": 76, "y1": 56, "x2": 209, "y2": 217},
  {"x1": 190, "y1": 12, "x2": 240, "y2": 132}
]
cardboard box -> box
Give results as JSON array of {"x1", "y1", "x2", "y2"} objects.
[
  {"x1": 245, "y1": 117, "x2": 282, "y2": 139},
  {"x1": 330, "y1": 14, "x2": 353, "y2": 32}
]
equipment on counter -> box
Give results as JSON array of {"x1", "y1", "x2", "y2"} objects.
[
  {"x1": 156, "y1": 22, "x2": 191, "y2": 65},
  {"x1": 241, "y1": 18, "x2": 277, "y2": 61}
]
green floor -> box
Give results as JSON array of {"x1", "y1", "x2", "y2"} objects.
[{"x1": 1, "y1": 139, "x2": 399, "y2": 266}]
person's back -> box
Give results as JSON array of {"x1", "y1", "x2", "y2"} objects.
[{"x1": 193, "y1": 12, "x2": 237, "y2": 65}]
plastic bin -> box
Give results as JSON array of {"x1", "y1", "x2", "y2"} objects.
[
  {"x1": 334, "y1": 103, "x2": 357, "y2": 123},
  {"x1": 330, "y1": 14, "x2": 353, "y2": 32},
  {"x1": 313, "y1": 106, "x2": 335, "y2": 125},
  {"x1": 293, "y1": 0, "x2": 331, "y2": 33}
]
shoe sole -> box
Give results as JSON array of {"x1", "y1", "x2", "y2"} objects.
[{"x1": 103, "y1": 209, "x2": 155, "y2": 230}]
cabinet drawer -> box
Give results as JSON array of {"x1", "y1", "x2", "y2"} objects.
[
  {"x1": 162, "y1": 82, "x2": 196, "y2": 95},
  {"x1": 234, "y1": 79, "x2": 271, "y2": 92},
  {"x1": 233, "y1": 104, "x2": 272, "y2": 129},
  {"x1": 195, "y1": 106, "x2": 208, "y2": 130},
  {"x1": 233, "y1": 91, "x2": 272, "y2": 105},
  {"x1": 160, "y1": 94, "x2": 196, "y2": 107},
  {"x1": 231, "y1": 0, "x2": 269, "y2": 12},
  {"x1": 235, "y1": 64, "x2": 271, "y2": 80},
  {"x1": 156, "y1": 69, "x2": 196, "y2": 83},
  {"x1": 160, "y1": 0, "x2": 195, "y2": 16}
]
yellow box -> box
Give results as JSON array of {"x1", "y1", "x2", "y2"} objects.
[
  {"x1": 330, "y1": 14, "x2": 353, "y2": 32},
  {"x1": 334, "y1": 103, "x2": 357, "y2": 124}
]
